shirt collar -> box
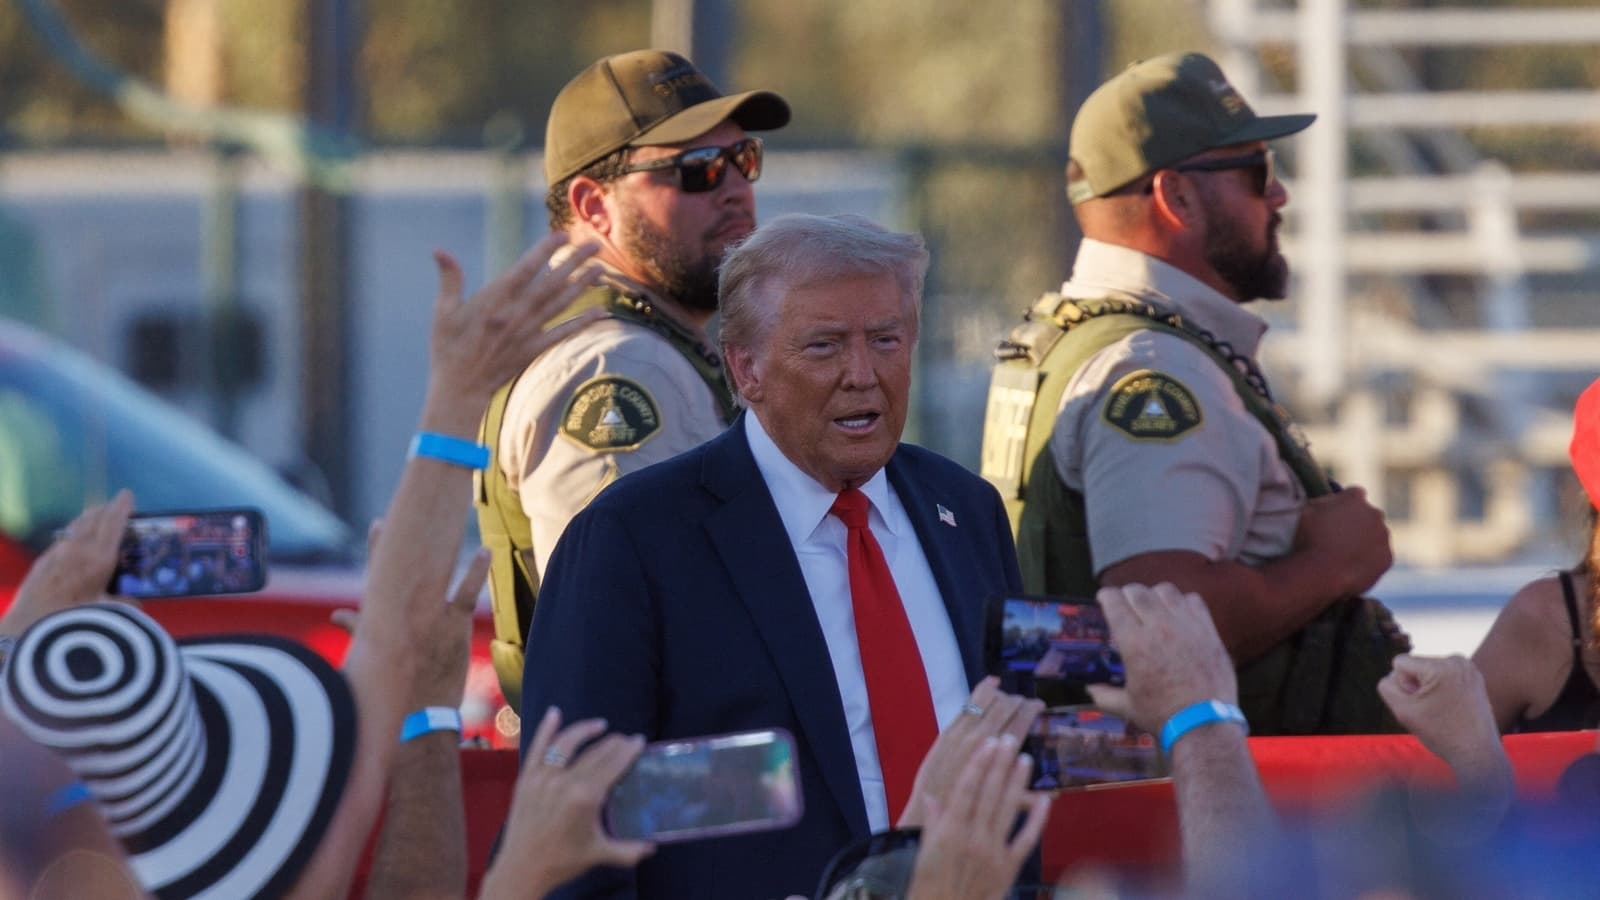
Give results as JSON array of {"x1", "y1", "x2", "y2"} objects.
[
  {"x1": 1062, "y1": 238, "x2": 1269, "y2": 356},
  {"x1": 744, "y1": 410, "x2": 897, "y2": 545}
]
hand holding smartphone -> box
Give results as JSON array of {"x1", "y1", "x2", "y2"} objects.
[
  {"x1": 603, "y1": 728, "x2": 804, "y2": 843},
  {"x1": 109, "y1": 509, "x2": 268, "y2": 599}
]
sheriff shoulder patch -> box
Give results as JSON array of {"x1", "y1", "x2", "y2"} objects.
[
  {"x1": 559, "y1": 376, "x2": 662, "y2": 452},
  {"x1": 1102, "y1": 370, "x2": 1203, "y2": 441}
]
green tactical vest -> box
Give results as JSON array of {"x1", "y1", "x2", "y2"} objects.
[
  {"x1": 979, "y1": 293, "x2": 1410, "y2": 736},
  {"x1": 475, "y1": 281, "x2": 735, "y2": 710}
]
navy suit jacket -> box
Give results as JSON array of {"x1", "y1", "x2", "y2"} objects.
[{"x1": 520, "y1": 418, "x2": 1023, "y2": 900}]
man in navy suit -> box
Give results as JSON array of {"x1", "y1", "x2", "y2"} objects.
[{"x1": 520, "y1": 213, "x2": 1023, "y2": 899}]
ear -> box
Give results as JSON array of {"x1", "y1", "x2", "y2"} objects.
[
  {"x1": 1148, "y1": 170, "x2": 1202, "y2": 232},
  {"x1": 569, "y1": 176, "x2": 614, "y2": 237},
  {"x1": 724, "y1": 343, "x2": 764, "y2": 405}
]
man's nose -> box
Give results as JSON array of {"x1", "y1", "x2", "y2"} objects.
[
  {"x1": 1267, "y1": 175, "x2": 1289, "y2": 210},
  {"x1": 717, "y1": 163, "x2": 756, "y2": 206},
  {"x1": 840, "y1": 340, "x2": 879, "y2": 388}
]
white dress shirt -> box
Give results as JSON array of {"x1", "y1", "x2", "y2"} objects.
[{"x1": 744, "y1": 411, "x2": 969, "y2": 832}]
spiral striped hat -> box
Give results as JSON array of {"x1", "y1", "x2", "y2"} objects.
[{"x1": 0, "y1": 602, "x2": 355, "y2": 899}]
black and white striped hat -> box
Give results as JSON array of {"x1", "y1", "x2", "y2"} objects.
[{"x1": 0, "y1": 602, "x2": 355, "y2": 899}]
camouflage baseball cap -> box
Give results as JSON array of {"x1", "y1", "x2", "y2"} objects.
[
  {"x1": 1066, "y1": 51, "x2": 1315, "y2": 204},
  {"x1": 543, "y1": 49, "x2": 791, "y2": 186}
]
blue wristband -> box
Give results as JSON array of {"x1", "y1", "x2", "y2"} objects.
[
  {"x1": 45, "y1": 781, "x2": 92, "y2": 817},
  {"x1": 400, "y1": 706, "x2": 463, "y2": 743},
  {"x1": 1159, "y1": 700, "x2": 1248, "y2": 755},
  {"x1": 409, "y1": 432, "x2": 489, "y2": 470}
]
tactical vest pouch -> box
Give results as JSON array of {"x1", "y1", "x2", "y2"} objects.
[
  {"x1": 980, "y1": 364, "x2": 1044, "y2": 506},
  {"x1": 1239, "y1": 596, "x2": 1410, "y2": 735}
]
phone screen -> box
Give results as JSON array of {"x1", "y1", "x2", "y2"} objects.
[
  {"x1": 986, "y1": 594, "x2": 1123, "y2": 706},
  {"x1": 604, "y1": 728, "x2": 804, "y2": 843},
  {"x1": 109, "y1": 509, "x2": 269, "y2": 599},
  {"x1": 1024, "y1": 705, "x2": 1169, "y2": 791}
]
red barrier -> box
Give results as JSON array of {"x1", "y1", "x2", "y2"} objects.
[
  {"x1": 418, "y1": 732, "x2": 1599, "y2": 896},
  {"x1": 1036, "y1": 730, "x2": 1597, "y2": 881}
]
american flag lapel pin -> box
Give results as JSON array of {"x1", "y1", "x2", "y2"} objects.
[{"x1": 937, "y1": 504, "x2": 957, "y2": 527}]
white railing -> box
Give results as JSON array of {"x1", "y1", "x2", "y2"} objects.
[{"x1": 1209, "y1": 0, "x2": 1600, "y2": 567}]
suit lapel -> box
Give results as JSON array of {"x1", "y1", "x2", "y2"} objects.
[
  {"x1": 887, "y1": 451, "x2": 987, "y2": 685},
  {"x1": 700, "y1": 421, "x2": 872, "y2": 838}
]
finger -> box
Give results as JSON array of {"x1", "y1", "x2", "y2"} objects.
[
  {"x1": 1376, "y1": 674, "x2": 1406, "y2": 716},
  {"x1": 90, "y1": 490, "x2": 135, "y2": 547},
  {"x1": 1096, "y1": 584, "x2": 1142, "y2": 631},
  {"x1": 595, "y1": 838, "x2": 656, "y2": 868},
  {"x1": 1001, "y1": 749, "x2": 1036, "y2": 827},
  {"x1": 972, "y1": 735, "x2": 1022, "y2": 833},
  {"x1": 1006, "y1": 791, "x2": 1055, "y2": 867},
  {"x1": 966, "y1": 675, "x2": 1001, "y2": 708},
  {"x1": 366, "y1": 519, "x2": 384, "y2": 558},
  {"x1": 1003, "y1": 698, "x2": 1045, "y2": 745},
  {"x1": 432, "y1": 250, "x2": 465, "y2": 311},
  {"x1": 522, "y1": 706, "x2": 564, "y2": 767},
  {"x1": 329, "y1": 608, "x2": 359, "y2": 635},
  {"x1": 574, "y1": 733, "x2": 646, "y2": 787},
  {"x1": 984, "y1": 693, "x2": 1027, "y2": 738},
  {"x1": 496, "y1": 232, "x2": 573, "y2": 299},
  {"x1": 537, "y1": 240, "x2": 602, "y2": 289},
  {"x1": 449, "y1": 549, "x2": 491, "y2": 614},
  {"x1": 1151, "y1": 581, "x2": 1188, "y2": 608},
  {"x1": 1085, "y1": 684, "x2": 1134, "y2": 720},
  {"x1": 524, "y1": 261, "x2": 604, "y2": 323},
  {"x1": 546, "y1": 718, "x2": 610, "y2": 765},
  {"x1": 1388, "y1": 654, "x2": 1429, "y2": 693},
  {"x1": 942, "y1": 739, "x2": 993, "y2": 823}
]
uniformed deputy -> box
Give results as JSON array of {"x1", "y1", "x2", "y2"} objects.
[
  {"x1": 979, "y1": 52, "x2": 1409, "y2": 734},
  {"x1": 478, "y1": 50, "x2": 789, "y2": 706}
]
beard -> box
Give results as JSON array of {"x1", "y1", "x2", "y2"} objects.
[
  {"x1": 618, "y1": 215, "x2": 725, "y2": 313},
  {"x1": 1203, "y1": 208, "x2": 1290, "y2": 302}
]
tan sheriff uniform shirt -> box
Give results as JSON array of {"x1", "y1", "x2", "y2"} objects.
[
  {"x1": 1049, "y1": 238, "x2": 1305, "y2": 575},
  {"x1": 498, "y1": 276, "x2": 728, "y2": 579}
]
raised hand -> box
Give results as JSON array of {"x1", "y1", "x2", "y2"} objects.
[
  {"x1": 425, "y1": 233, "x2": 604, "y2": 412},
  {"x1": 478, "y1": 708, "x2": 655, "y2": 899},
  {"x1": 2, "y1": 489, "x2": 135, "y2": 636},
  {"x1": 904, "y1": 735, "x2": 1053, "y2": 900},
  {"x1": 898, "y1": 676, "x2": 1042, "y2": 828}
]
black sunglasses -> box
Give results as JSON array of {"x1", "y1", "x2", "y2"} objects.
[
  {"x1": 617, "y1": 137, "x2": 764, "y2": 193},
  {"x1": 1168, "y1": 147, "x2": 1277, "y2": 195}
]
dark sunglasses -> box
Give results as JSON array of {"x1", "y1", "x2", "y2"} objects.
[
  {"x1": 1168, "y1": 147, "x2": 1277, "y2": 195},
  {"x1": 617, "y1": 137, "x2": 764, "y2": 193}
]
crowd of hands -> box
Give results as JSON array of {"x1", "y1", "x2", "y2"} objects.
[{"x1": 0, "y1": 233, "x2": 1522, "y2": 900}]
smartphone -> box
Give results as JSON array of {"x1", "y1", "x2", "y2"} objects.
[
  {"x1": 985, "y1": 593, "x2": 1123, "y2": 706},
  {"x1": 1024, "y1": 705, "x2": 1169, "y2": 791},
  {"x1": 603, "y1": 728, "x2": 804, "y2": 843},
  {"x1": 108, "y1": 509, "x2": 269, "y2": 599}
]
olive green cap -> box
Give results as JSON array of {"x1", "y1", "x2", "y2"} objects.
[
  {"x1": 1066, "y1": 51, "x2": 1315, "y2": 204},
  {"x1": 543, "y1": 49, "x2": 791, "y2": 186}
]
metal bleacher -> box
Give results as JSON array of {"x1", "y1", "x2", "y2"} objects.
[{"x1": 1207, "y1": 0, "x2": 1600, "y2": 567}]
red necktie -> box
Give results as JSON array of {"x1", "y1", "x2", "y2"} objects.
[{"x1": 830, "y1": 487, "x2": 938, "y2": 824}]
